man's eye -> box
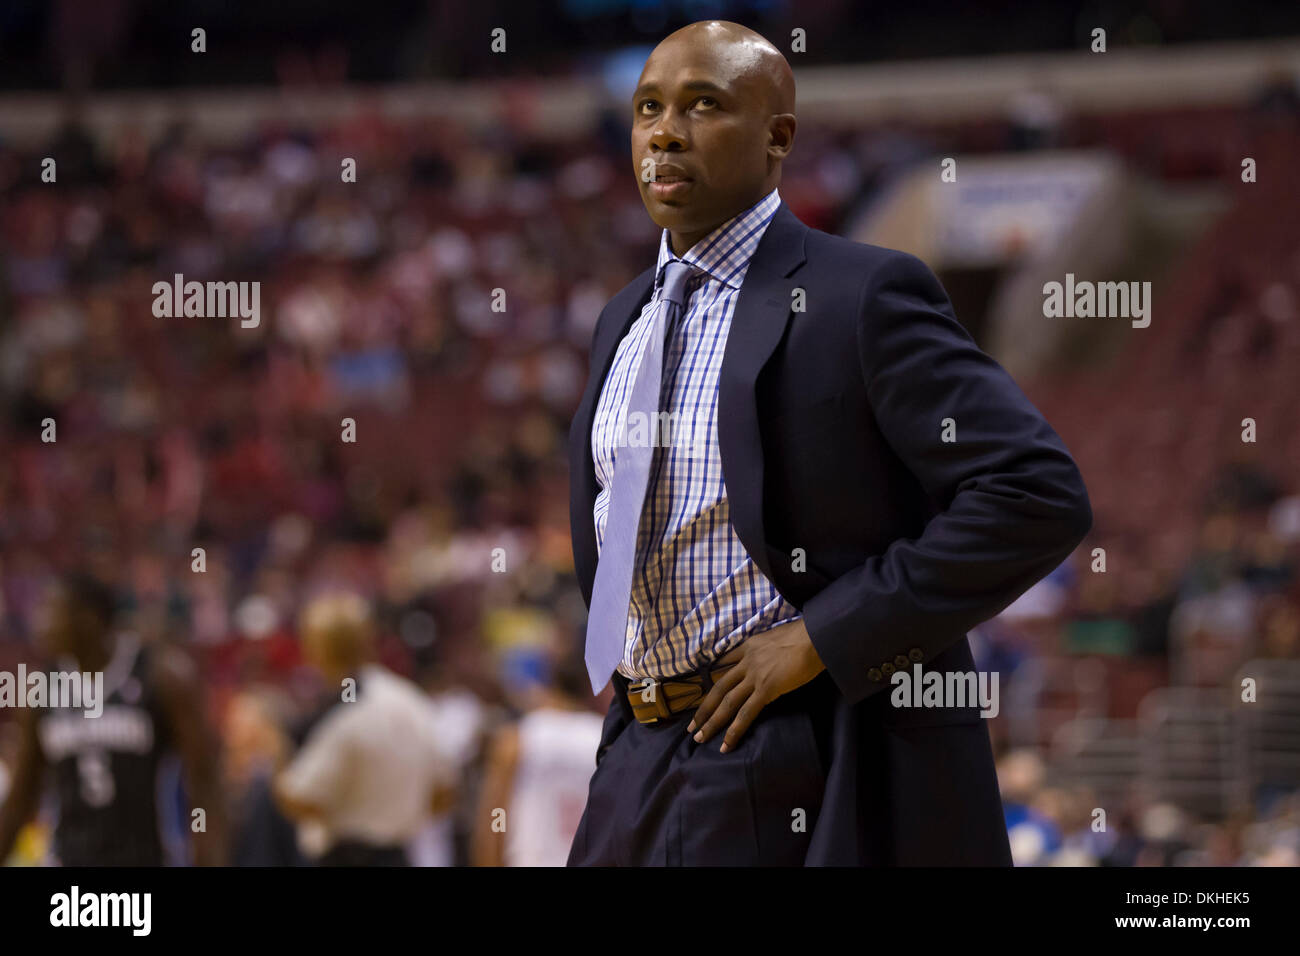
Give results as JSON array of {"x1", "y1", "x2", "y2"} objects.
[
  {"x1": 696, "y1": 97, "x2": 718, "y2": 109},
  {"x1": 638, "y1": 100, "x2": 659, "y2": 114}
]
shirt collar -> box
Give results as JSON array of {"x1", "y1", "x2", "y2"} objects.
[{"x1": 654, "y1": 186, "x2": 781, "y2": 293}]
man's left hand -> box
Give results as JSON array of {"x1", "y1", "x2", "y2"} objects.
[{"x1": 686, "y1": 619, "x2": 826, "y2": 753}]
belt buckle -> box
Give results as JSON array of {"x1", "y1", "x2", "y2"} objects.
[{"x1": 628, "y1": 677, "x2": 669, "y2": 723}]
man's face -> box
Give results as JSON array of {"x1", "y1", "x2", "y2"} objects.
[{"x1": 631, "y1": 39, "x2": 776, "y2": 248}]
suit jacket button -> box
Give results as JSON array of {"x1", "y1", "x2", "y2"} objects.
[
  {"x1": 881, "y1": 662, "x2": 895, "y2": 677},
  {"x1": 868, "y1": 667, "x2": 883, "y2": 682},
  {"x1": 908, "y1": 647, "x2": 924, "y2": 662},
  {"x1": 894, "y1": 655, "x2": 909, "y2": 668}
]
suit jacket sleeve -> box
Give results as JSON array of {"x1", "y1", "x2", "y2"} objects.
[{"x1": 801, "y1": 250, "x2": 1092, "y2": 705}]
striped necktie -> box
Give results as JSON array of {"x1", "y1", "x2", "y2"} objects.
[{"x1": 584, "y1": 259, "x2": 700, "y2": 694}]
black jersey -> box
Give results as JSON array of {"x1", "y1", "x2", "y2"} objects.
[{"x1": 36, "y1": 634, "x2": 170, "y2": 866}]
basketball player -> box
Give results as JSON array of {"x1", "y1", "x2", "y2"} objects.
[
  {"x1": 472, "y1": 642, "x2": 603, "y2": 866},
  {"x1": 0, "y1": 572, "x2": 226, "y2": 866}
]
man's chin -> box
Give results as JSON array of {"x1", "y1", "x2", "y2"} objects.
[{"x1": 642, "y1": 201, "x2": 697, "y2": 231}]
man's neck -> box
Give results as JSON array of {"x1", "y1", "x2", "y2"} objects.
[{"x1": 667, "y1": 184, "x2": 778, "y2": 257}]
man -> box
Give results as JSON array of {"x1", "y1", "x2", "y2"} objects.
[
  {"x1": 273, "y1": 592, "x2": 457, "y2": 865},
  {"x1": 566, "y1": 21, "x2": 1092, "y2": 866},
  {"x1": 0, "y1": 572, "x2": 226, "y2": 866}
]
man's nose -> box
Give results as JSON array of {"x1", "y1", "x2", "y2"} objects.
[{"x1": 649, "y1": 112, "x2": 688, "y2": 151}]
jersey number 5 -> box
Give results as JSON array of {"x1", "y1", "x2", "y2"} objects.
[{"x1": 77, "y1": 750, "x2": 116, "y2": 807}]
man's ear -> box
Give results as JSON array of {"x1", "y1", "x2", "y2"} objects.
[{"x1": 768, "y1": 114, "x2": 796, "y2": 160}]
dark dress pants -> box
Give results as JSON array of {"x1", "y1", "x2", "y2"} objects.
[{"x1": 567, "y1": 669, "x2": 836, "y2": 866}]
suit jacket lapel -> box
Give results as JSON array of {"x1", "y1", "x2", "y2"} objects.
[
  {"x1": 717, "y1": 201, "x2": 808, "y2": 586},
  {"x1": 569, "y1": 200, "x2": 809, "y2": 605}
]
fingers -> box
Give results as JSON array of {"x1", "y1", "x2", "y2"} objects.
[
  {"x1": 690, "y1": 678, "x2": 751, "y2": 747},
  {"x1": 718, "y1": 696, "x2": 764, "y2": 754},
  {"x1": 686, "y1": 664, "x2": 744, "y2": 735},
  {"x1": 690, "y1": 680, "x2": 768, "y2": 754}
]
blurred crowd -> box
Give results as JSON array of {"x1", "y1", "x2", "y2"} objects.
[
  {"x1": 985, "y1": 493, "x2": 1300, "y2": 866},
  {"x1": 0, "y1": 84, "x2": 1298, "y2": 864}
]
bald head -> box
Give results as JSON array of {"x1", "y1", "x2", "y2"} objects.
[
  {"x1": 632, "y1": 20, "x2": 797, "y2": 254},
  {"x1": 657, "y1": 21, "x2": 795, "y2": 114}
]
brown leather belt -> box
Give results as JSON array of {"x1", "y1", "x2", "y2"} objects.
[{"x1": 625, "y1": 661, "x2": 738, "y2": 724}]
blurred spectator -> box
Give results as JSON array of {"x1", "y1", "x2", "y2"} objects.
[
  {"x1": 273, "y1": 592, "x2": 457, "y2": 865},
  {"x1": 471, "y1": 633, "x2": 602, "y2": 867}
]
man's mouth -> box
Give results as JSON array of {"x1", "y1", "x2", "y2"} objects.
[{"x1": 649, "y1": 174, "x2": 693, "y2": 199}]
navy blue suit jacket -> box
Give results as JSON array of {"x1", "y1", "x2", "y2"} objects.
[{"x1": 568, "y1": 200, "x2": 1092, "y2": 864}]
